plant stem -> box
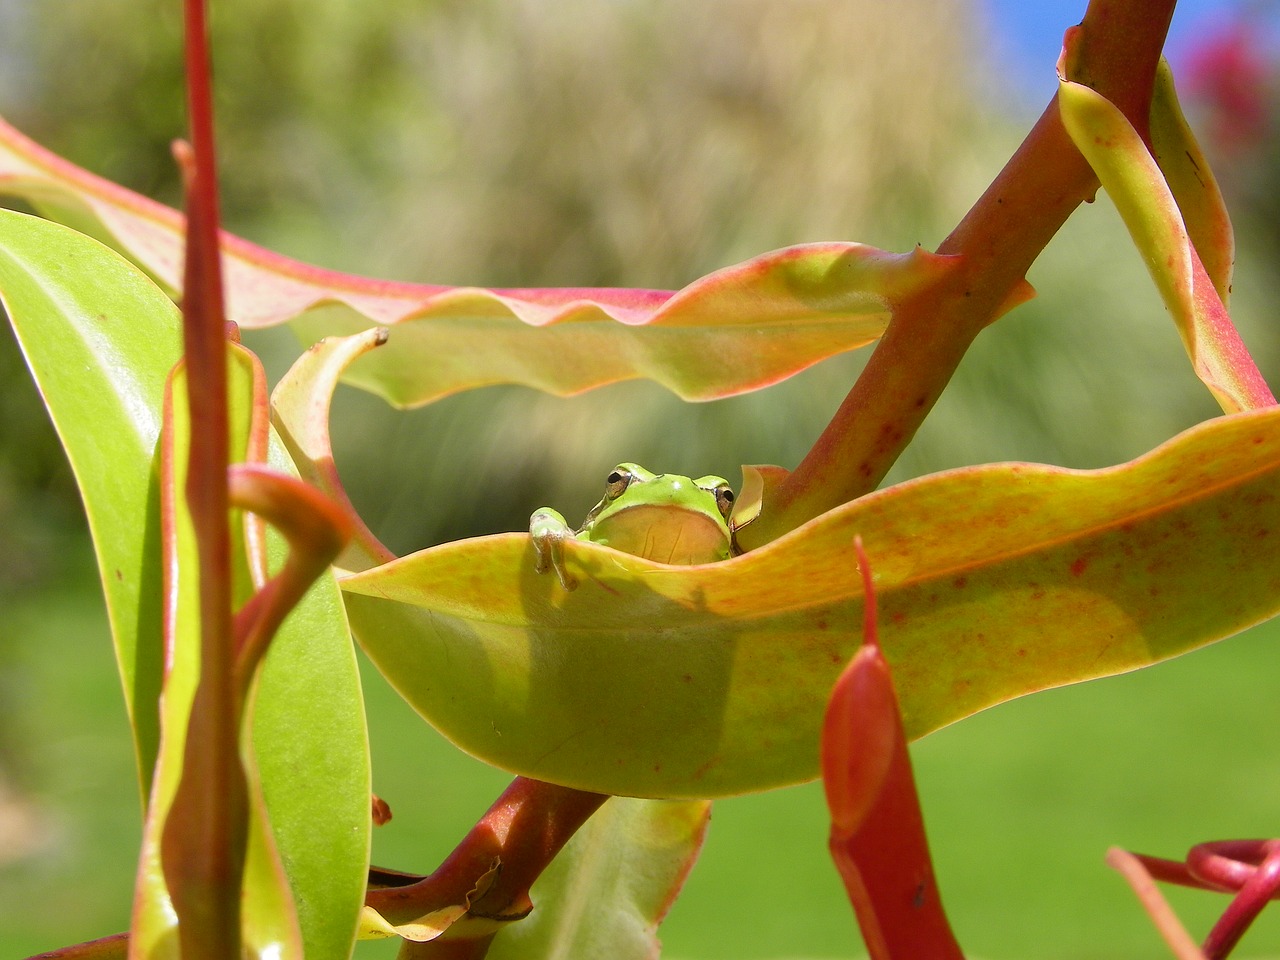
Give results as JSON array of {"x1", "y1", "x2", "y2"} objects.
[
  {"x1": 1200, "y1": 840, "x2": 1280, "y2": 959},
  {"x1": 740, "y1": 0, "x2": 1177, "y2": 548},
  {"x1": 367, "y1": 778, "x2": 608, "y2": 955},
  {"x1": 158, "y1": 0, "x2": 244, "y2": 957}
]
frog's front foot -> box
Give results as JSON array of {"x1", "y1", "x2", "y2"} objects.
[{"x1": 530, "y1": 507, "x2": 578, "y2": 590}]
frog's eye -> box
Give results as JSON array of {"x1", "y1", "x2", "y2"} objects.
[
  {"x1": 714, "y1": 484, "x2": 735, "y2": 520},
  {"x1": 695, "y1": 475, "x2": 735, "y2": 520},
  {"x1": 604, "y1": 465, "x2": 636, "y2": 501}
]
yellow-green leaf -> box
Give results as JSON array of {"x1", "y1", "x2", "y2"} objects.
[{"x1": 343, "y1": 408, "x2": 1280, "y2": 798}]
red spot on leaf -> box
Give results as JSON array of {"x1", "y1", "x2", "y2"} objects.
[
  {"x1": 1070, "y1": 556, "x2": 1089, "y2": 577},
  {"x1": 952, "y1": 576, "x2": 967, "y2": 589}
]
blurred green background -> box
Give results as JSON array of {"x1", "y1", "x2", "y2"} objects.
[{"x1": 3, "y1": 0, "x2": 1280, "y2": 956}]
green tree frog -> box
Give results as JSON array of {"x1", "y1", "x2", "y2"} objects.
[{"x1": 530, "y1": 462, "x2": 736, "y2": 589}]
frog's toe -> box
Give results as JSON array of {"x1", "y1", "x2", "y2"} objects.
[
  {"x1": 530, "y1": 509, "x2": 578, "y2": 589},
  {"x1": 541, "y1": 545, "x2": 577, "y2": 590}
]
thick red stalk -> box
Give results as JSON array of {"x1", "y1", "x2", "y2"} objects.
[
  {"x1": 740, "y1": 0, "x2": 1178, "y2": 548},
  {"x1": 158, "y1": 0, "x2": 245, "y2": 957},
  {"x1": 366, "y1": 777, "x2": 608, "y2": 955}
]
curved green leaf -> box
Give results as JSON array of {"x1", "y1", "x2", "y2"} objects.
[
  {"x1": 343, "y1": 408, "x2": 1280, "y2": 798},
  {"x1": 248, "y1": 443, "x2": 370, "y2": 958},
  {"x1": 1148, "y1": 59, "x2": 1234, "y2": 305},
  {"x1": 0, "y1": 210, "x2": 369, "y2": 958},
  {"x1": 1057, "y1": 67, "x2": 1272, "y2": 413},
  {"x1": 0, "y1": 114, "x2": 983, "y2": 405},
  {"x1": 486, "y1": 798, "x2": 710, "y2": 960},
  {"x1": 269, "y1": 327, "x2": 395, "y2": 572},
  {"x1": 0, "y1": 207, "x2": 172, "y2": 793}
]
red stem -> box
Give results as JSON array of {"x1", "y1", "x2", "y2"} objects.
[
  {"x1": 1199, "y1": 841, "x2": 1280, "y2": 959},
  {"x1": 366, "y1": 778, "x2": 608, "y2": 955},
  {"x1": 158, "y1": 1, "x2": 244, "y2": 957}
]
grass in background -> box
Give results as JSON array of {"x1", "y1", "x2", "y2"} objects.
[{"x1": 4, "y1": 553, "x2": 1279, "y2": 959}]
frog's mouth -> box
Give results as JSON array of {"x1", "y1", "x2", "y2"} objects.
[{"x1": 591, "y1": 504, "x2": 731, "y2": 566}]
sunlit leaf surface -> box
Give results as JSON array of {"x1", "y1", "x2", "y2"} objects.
[
  {"x1": 343, "y1": 408, "x2": 1280, "y2": 798},
  {"x1": 0, "y1": 207, "x2": 173, "y2": 791}
]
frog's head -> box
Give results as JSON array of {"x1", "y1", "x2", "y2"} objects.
[{"x1": 581, "y1": 462, "x2": 734, "y2": 564}]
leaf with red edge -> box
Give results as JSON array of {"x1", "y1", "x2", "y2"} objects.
[
  {"x1": 1057, "y1": 39, "x2": 1272, "y2": 413},
  {"x1": 821, "y1": 540, "x2": 962, "y2": 960},
  {"x1": 0, "y1": 114, "x2": 1030, "y2": 406},
  {"x1": 342, "y1": 406, "x2": 1280, "y2": 799}
]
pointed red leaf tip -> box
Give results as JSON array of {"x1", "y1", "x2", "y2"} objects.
[
  {"x1": 821, "y1": 536, "x2": 965, "y2": 960},
  {"x1": 822, "y1": 537, "x2": 894, "y2": 833}
]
